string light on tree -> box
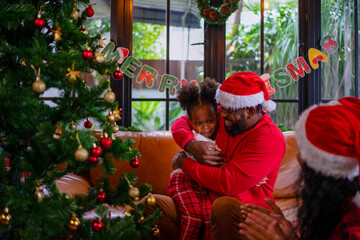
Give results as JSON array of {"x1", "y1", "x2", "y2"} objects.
[{"x1": 80, "y1": 24, "x2": 88, "y2": 35}]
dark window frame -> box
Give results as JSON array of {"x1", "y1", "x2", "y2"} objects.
[{"x1": 111, "y1": 0, "x2": 359, "y2": 129}]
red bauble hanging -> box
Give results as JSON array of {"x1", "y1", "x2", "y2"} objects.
[
  {"x1": 82, "y1": 48, "x2": 93, "y2": 60},
  {"x1": 100, "y1": 133, "x2": 112, "y2": 149},
  {"x1": 85, "y1": 5, "x2": 95, "y2": 17},
  {"x1": 226, "y1": 0, "x2": 231, "y2": 2},
  {"x1": 84, "y1": 119, "x2": 92, "y2": 129},
  {"x1": 130, "y1": 158, "x2": 140, "y2": 168},
  {"x1": 96, "y1": 190, "x2": 106, "y2": 203},
  {"x1": 88, "y1": 156, "x2": 98, "y2": 164},
  {"x1": 34, "y1": 18, "x2": 45, "y2": 29},
  {"x1": 91, "y1": 143, "x2": 102, "y2": 157},
  {"x1": 91, "y1": 219, "x2": 104, "y2": 232},
  {"x1": 113, "y1": 70, "x2": 123, "y2": 80}
]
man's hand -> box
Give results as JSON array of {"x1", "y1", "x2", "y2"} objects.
[
  {"x1": 172, "y1": 151, "x2": 188, "y2": 170},
  {"x1": 184, "y1": 140, "x2": 224, "y2": 166}
]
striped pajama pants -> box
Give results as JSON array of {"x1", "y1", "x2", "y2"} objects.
[{"x1": 167, "y1": 172, "x2": 213, "y2": 240}]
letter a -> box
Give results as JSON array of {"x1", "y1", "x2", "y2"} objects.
[{"x1": 308, "y1": 48, "x2": 328, "y2": 70}]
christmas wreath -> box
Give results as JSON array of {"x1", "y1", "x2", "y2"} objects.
[{"x1": 196, "y1": 0, "x2": 241, "y2": 25}]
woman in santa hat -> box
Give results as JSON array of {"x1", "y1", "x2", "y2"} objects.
[{"x1": 239, "y1": 97, "x2": 360, "y2": 239}]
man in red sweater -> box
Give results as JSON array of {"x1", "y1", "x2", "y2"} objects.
[{"x1": 145, "y1": 72, "x2": 286, "y2": 240}]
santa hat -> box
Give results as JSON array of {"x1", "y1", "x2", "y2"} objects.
[
  {"x1": 294, "y1": 100, "x2": 360, "y2": 205},
  {"x1": 216, "y1": 72, "x2": 276, "y2": 112}
]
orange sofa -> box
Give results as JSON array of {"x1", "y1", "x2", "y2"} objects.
[{"x1": 56, "y1": 131, "x2": 301, "y2": 222}]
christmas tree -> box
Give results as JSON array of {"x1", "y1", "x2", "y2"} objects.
[{"x1": 0, "y1": 1, "x2": 159, "y2": 239}]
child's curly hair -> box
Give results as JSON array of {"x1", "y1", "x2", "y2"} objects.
[{"x1": 176, "y1": 77, "x2": 219, "y2": 118}]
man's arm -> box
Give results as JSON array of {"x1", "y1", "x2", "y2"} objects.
[
  {"x1": 181, "y1": 134, "x2": 285, "y2": 195},
  {"x1": 171, "y1": 116, "x2": 223, "y2": 163}
]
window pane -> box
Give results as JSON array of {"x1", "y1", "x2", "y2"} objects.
[
  {"x1": 169, "y1": 1, "x2": 204, "y2": 99},
  {"x1": 226, "y1": 1, "x2": 261, "y2": 77},
  {"x1": 321, "y1": 0, "x2": 356, "y2": 99},
  {"x1": 264, "y1": 0, "x2": 298, "y2": 100},
  {"x1": 131, "y1": 101, "x2": 166, "y2": 131},
  {"x1": 132, "y1": 0, "x2": 167, "y2": 99},
  {"x1": 269, "y1": 102, "x2": 297, "y2": 129}
]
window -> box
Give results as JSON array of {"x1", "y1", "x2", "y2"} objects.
[
  {"x1": 226, "y1": 0, "x2": 298, "y2": 128},
  {"x1": 130, "y1": 0, "x2": 204, "y2": 131}
]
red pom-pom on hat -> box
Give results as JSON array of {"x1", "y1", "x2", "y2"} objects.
[{"x1": 215, "y1": 72, "x2": 276, "y2": 112}]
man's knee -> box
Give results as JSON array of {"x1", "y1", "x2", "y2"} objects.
[{"x1": 210, "y1": 196, "x2": 242, "y2": 222}]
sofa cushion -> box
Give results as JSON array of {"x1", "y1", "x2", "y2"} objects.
[{"x1": 273, "y1": 131, "x2": 301, "y2": 199}]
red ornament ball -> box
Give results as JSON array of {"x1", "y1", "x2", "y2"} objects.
[
  {"x1": 85, "y1": 5, "x2": 95, "y2": 17},
  {"x1": 91, "y1": 145, "x2": 102, "y2": 157},
  {"x1": 91, "y1": 220, "x2": 104, "y2": 232},
  {"x1": 88, "y1": 156, "x2": 98, "y2": 164},
  {"x1": 96, "y1": 191, "x2": 106, "y2": 203},
  {"x1": 82, "y1": 49, "x2": 93, "y2": 60},
  {"x1": 130, "y1": 158, "x2": 140, "y2": 168},
  {"x1": 33, "y1": 18, "x2": 45, "y2": 29},
  {"x1": 226, "y1": 0, "x2": 231, "y2": 2},
  {"x1": 100, "y1": 134, "x2": 112, "y2": 149},
  {"x1": 84, "y1": 120, "x2": 92, "y2": 129},
  {"x1": 113, "y1": 70, "x2": 123, "y2": 80}
]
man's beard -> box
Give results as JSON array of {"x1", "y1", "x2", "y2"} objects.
[{"x1": 224, "y1": 113, "x2": 247, "y2": 136}]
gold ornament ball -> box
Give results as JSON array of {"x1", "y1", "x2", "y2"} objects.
[
  {"x1": 71, "y1": 9, "x2": 79, "y2": 20},
  {"x1": 112, "y1": 124, "x2": 120, "y2": 133},
  {"x1": 75, "y1": 145, "x2": 89, "y2": 161},
  {"x1": 70, "y1": 123, "x2": 77, "y2": 130},
  {"x1": 145, "y1": 195, "x2": 156, "y2": 206},
  {"x1": 95, "y1": 56, "x2": 105, "y2": 63},
  {"x1": 128, "y1": 186, "x2": 140, "y2": 199},
  {"x1": 107, "y1": 113, "x2": 116, "y2": 123},
  {"x1": 152, "y1": 226, "x2": 160, "y2": 237},
  {"x1": 32, "y1": 77, "x2": 46, "y2": 94},
  {"x1": 68, "y1": 213, "x2": 81, "y2": 231},
  {"x1": 0, "y1": 207, "x2": 11, "y2": 225},
  {"x1": 104, "y1": 90, "x2": 116, "y2": 103}
]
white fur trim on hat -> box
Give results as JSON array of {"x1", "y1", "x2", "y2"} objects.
[
  {"x1": 216, "y1": 89, "x2": 264, "y2": 110},
  {"x1": 262, "y1": 100, "x2": 276, "y2": 112},
  {"x1": 294, "y1": 105, "x2": 359, "y2": 180},
  {"x1": 353, "y1": 192, "x2": 360, "y2": 208}
]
